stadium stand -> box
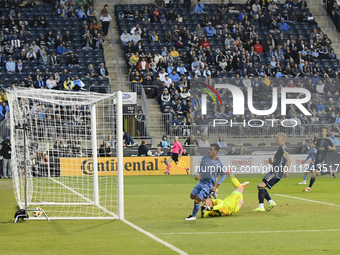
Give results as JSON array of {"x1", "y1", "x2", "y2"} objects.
[
  {"x1": 114, "y1": 0, "x2": 340, "y2": 141},
  {"x1": 0, "y1": 0, "x2": 109, "y2": 98}
]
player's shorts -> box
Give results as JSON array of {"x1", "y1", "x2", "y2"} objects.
[
  {"x1": 223, "y1": 191, "x2": 243, "y2": 215},
  {"x1": 262, "y1": 172, "x2": 281, "y2": 189},
  {"x1": 191, "y1": 182, "x2": 211, "y2": 201},
  {"x1": 171, "y1": 153, "x2": 179, "y2": 163},
  {"x1": 314, "y1": 160, "x2": 325, "y2": 172}
]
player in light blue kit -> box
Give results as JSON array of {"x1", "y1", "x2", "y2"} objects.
[
  {"x1": 185, "y1": 143, "x2": 228, "y2": 221},
  {"x1": 299, "y1": 140, "x2": 318, "y2": 185}
]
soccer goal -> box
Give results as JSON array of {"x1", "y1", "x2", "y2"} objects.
[{"x1": 7, "y1": 88, "x2": 124, "y2": 220}]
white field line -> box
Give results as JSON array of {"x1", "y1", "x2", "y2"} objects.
[
  {"x1": 122, "y1": 219, "x2": 188, "y2": 255},
  {"x1": 157, "y1": 229, "x2": 340, "y2": 235},
  {"x1": 274, "y1": 193, "x2": 340, "y2": 207}
]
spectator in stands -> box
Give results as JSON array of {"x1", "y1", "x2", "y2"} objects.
[
  {"x1": 227, "y1": 146, "x2": 237, "y2": 155},
  {"x1": 155, "y1": 0, "x2": 164, "y2": 9},
  {"x1": 217, "y1": 136, "x2": 226, "y2": 147},
  {"x1": 50, "y1": 52, "x2": 60, "y2": 67},
  {"x1": 185, "y1": 134, "x2": 198, "y2": 146},
  {"x1": 138, "y1": 140, "x2": 150, "y2": 156},
  {"x1": 219, "y1": 0, "x2": 228, "y2": 13},
  {"x1": 0, "y1": 101, "x2": 9, "y2": 121},
  {"x1": 206, "y1": 23, "x2": 215, "y2": 37},
  {"x1": 99, "y1": 141, "x2": 112, "y2": 157},
  {"x1": 169, "y1": 69, "x2": 180, "y2": 82},
  {"x1": 64, "y1": 76, "x2": 74, "y2": 91},
  {"x1": 93, "y1": 33, "x2": 105, "y2": 49},
  {"x1": 155, "y1": 147, "x2": 167, "y2": 156},
  {"x1": 171, "y1": 115, "x2": 181, "y2": 135},
  {"x1": 39, "y1": 52, "x2": 50, "y2": 69},
  {"x1": 198, "y1": 135, "x2": 210, "y2": 147},
  {"x1": 160, "y1": 135, "x2": 171, "y2": 148},
  {"x1": 278, "y1": 18, "x2": 289, "y2": 31},
  {"x1": 315, "y1": 80, "x2": 325, "y2": 94},
  {"x1": 180, "y1": 117, "x2": 191, "y2": 136},
  {"x1": 57, "y1": 42, "x2": 68, "y2": 54},
  {"x1": 328, "y1": 131, "x2": 340, "y2": 146},
  {"x1": 87, "y1": 5, "x2": 97, "y2": 21},
  {"x1": 130, "y1": 24, "x2": 142, "y2": 35},
  {"x1": 87, "y1": 64, "x2": 98, "y2": 78},
  {"x1": 46, "y1": 75, "x2": 57, "y2": 90},
  {"x1": 166, "y1": 9, "x2": 176, "y2": 22},
  {"x1": 66, "y1": 52, "x2": 79, "y2": 68},
  {"x1": 98, "y1": 63, "x2": 109, "y2": 78},
  {"x1": 291, "y1": 113, "x2": 305, "y2": 136},
  {"x1": 15, "y1": 59, "x2": 25, "y2": 73},
  {"x1": 194, "y1": 0, "x2": 205, "y2": 12},
  {"x1": 73, "y1": 75, "x2": 85, "y2": 91},
  {"x1": 120, "y1": 29, "x2": 131, "y2": 45},
  {"x1": 149, "y1": 30, "x2": 159, "y2": 44},
  {"x1": 131, "y1": 30, "x2": 141, "y2": 44},
  {"x1": 316, "y1": 100, "x2": 327, "y2": 114},
  {"x1": 6, "y1": 57, "x2": 15, "y2": 73},
  {"x1": 35, "y1": 76, "x2": 45, "y2": 89}
]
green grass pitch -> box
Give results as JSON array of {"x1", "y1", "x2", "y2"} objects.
[{"x1": 1, "y1": 174, "x2": 340, "y2": 255}]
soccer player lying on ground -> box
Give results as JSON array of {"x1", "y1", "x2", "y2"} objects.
[
  {"x1": 303, "y1": 127, "x2": 336, "y2": 192},
  {"x1": 253, "y1": 133, "x2": 291, "y2": 212},
  {"x1": 201, "y1": 174, "x2": 249, "y2": 218},
  {"x1": 299, "y1": 140, "x2": 318, "y2": 185},
  {"x1": 185, "y1": 143, "x2": 227, "y2": 221}
]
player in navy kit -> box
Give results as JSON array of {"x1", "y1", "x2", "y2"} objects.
[
  {"x1": 253, "y1": 133, "x2": 291, "y2": 212},
  {"x1": 303, "y1": 127, "x2": 336, "y2": 192}
]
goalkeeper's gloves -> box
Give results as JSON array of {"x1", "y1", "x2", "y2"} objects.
[{"x1": 210, "y1": 190, "x2": 217, "y2": 199}]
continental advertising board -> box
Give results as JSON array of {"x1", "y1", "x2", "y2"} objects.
[{"x1": 60, "y1": 156, "x2": 191, "y2": 176}]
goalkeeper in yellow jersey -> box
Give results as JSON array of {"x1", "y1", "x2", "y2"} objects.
[{"x1": 201, "y1": 174, "x2": 249, "y2": 218}]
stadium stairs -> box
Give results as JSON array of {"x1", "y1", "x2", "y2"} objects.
[{"x1": 94, "y1": 0, "x2": 129, "y2": 91}]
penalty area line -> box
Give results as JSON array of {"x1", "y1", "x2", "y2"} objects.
[
  {"x1": 157, "y1": 229, "x2": 340, "y2": 235},
  {"x1": 122, "y1": 219, "x2": 188, "y2": 255},
  {"x1": 274, "y1": 194, "x2": 340, "y2": 207}
]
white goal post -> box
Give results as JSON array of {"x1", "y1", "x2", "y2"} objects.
[{"x1": 6, "y1": 88, "x2": 124, "y2": 220}]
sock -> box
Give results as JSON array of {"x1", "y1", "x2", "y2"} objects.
[
  {"x1": 268, "y1": 199, "x2": 274, "y2": 205},
  {"x1": 230, "y1": 175, "x2": 242, "y2": 188},
  {"x1": 264, "y1": 189, "x2": 272, "y2": 201},
  {"x1": 309, "y1": 176, "x2": 316, "y2": 188},
  {"x1": 303, "y1": 175, "x2": 308, "y2": 181},
  {"x1": 192, "y1": 203, "x2": 200, "y2": 217},
  {"x1": 258, "y1": 187, "x2": 265, "y2": 204},
  {"x1": 259, "y1": 203, "x2": 264, "y2": 209},
  {"x1": 167, "y1": 163, "x2": 170, "y2": 173}
]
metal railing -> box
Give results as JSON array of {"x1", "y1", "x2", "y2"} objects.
[
  {"x1": 128, "y1": 113, "x2": 338, "y2": 140},
  {"x1": 0, "y1": 119, "x2": 8, "y2": 139}
]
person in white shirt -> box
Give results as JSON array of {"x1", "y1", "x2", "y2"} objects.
[
  {"x1": 198, "y1": 135, "x2": 210, "y2": 147},
  {"x1": 120, "y1": 29, "x2": 131, "y2": 45},
  {"x1": 164, "y1": 75, "x2": 172, "y2": 88},
  {"x1": 46, "y1": 75, "x2": 57, "y2": 89},
  {"x1": 130, "y1": 23, "x2": 141, "y2": 35},
  {"x1": 100, "y1": 10, "x2": 112, "y2": 38},
  {"x1": 154, "y1": 52, "x2": 163, "y2": 64},
  {"x1": 158, "y1": 68, "x2": 168, "y2": 81},
  {"x1": 131, "y1": 30, "x2": 141, "y2": 44}
]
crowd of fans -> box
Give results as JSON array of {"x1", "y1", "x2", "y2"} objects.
[
  {"x1": 116, "y1": 0, "x2": 340, "y2": 139},
  {"x1": 0, "y1": 0, "x2": 110, "y2": 102}
]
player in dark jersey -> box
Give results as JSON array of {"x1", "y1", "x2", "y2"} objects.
[
  {"x1": 253, "y1": 133, "x2": 291, "y2": 212},
  {"x1": 303, "y1": 127, "x2": 336, "y2": 192}
]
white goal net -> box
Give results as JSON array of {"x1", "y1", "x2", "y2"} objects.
[{"x1": 7, "y1": 88, "x2": 123, "y2": 220}]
